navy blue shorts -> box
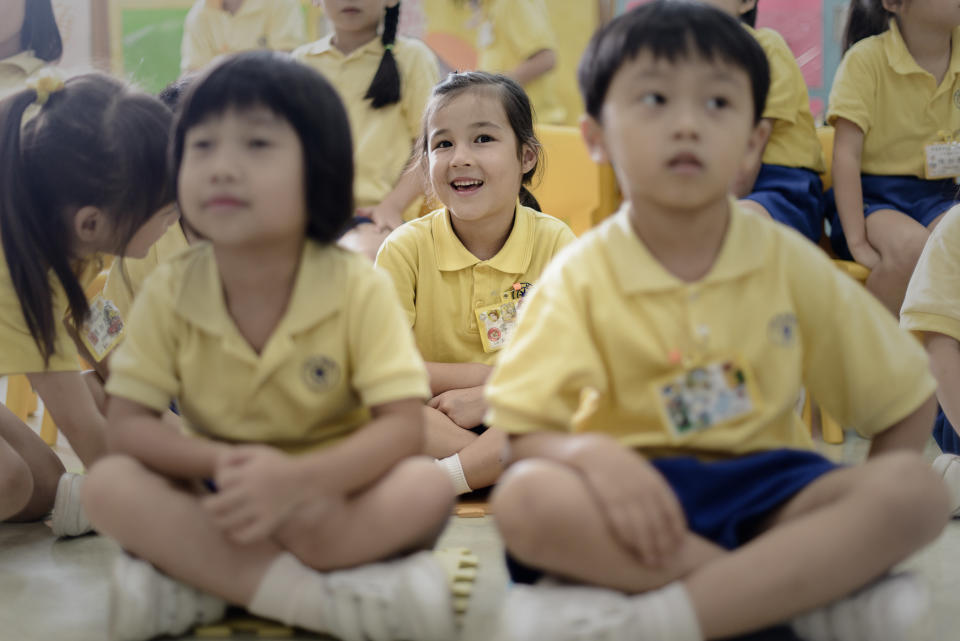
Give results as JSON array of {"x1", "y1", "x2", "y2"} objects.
[
  {"x1": 828, "y1": 174, "x2": 957, "y2": 259},
  {"x1": 743, "y1": 164, "x2": 825, "y2": 243},
  {"x1": 934, "y1": 408, "x2": 960, "y2": 455},
  {"x1": 505, "y1": 449, "x2": 839, "y2": 585}
]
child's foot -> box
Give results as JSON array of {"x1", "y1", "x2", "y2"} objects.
[
  {"x1": 50, "y1": 472, "x2": 94, "y2": 537},
  {"x1": 498, "y1": 580, "x2": 702, "y2": 641},
  {"x1": 322, "y1": 550, "x2": 457, "y2": 641},
  {"x1": 109, "y1": 552, "x2": 227, "y2": 641},
  {"x1": 791, "y1": 572, "x2": 927, "y2": 641},
  {"x1": 932, "y1": 453, "x2": 960, "y2": 516}
]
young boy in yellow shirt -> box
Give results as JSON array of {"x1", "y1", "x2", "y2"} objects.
[{"x1": 485, "y1": 2, "x2": 949, "y2": 640}]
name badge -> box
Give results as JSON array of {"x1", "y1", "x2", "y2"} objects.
[
  {"x1": 79, "y1": 294, "x2": 125, "y2": 361},
  {"x1": 475, "y1": 299, "x2": 521, "y2": 352},
  {"x1": 924, "y1": 142, "x2": 960, "y2": 179},
  {"x1": 652, "y1": 356, "x2": 759, "y2": 437}
]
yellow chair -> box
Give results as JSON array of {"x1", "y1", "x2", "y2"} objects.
[{"x1": 530, "y1": 124, "x2": 621, "y2": 236}]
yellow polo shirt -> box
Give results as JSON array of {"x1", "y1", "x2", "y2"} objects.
[
  {"x1": 476, "y1": 0, "x2": 566, "y2": 125},
  {"x1": 181, "y1": 0, "x2": 307, "y2": 72},
  {"x1": 902, "y1": 205, "x2": 960, "y2": 340},
  {"x1": 0, "y1": 244, "x2": 104, "y2": 374},
  {"x1": 103, "y1": 223, "x2": 190, "y2": 322},
  {"x1": 546, "y1": 1, "x2": 596, "y2": 125},
  {"x1": 375, "y1": 203, "x2": 575, "y2": 365},
  {"x1": 293, "y1": 35, "x2": 438, "y2": 215},
  {"x1": 828, "y1": 20, "x2": 960, "y2": 177},
  {"x1": 747, "y1": 26, "x2": 825, "y2": 173},
  {"x1": 0, "y1": 51, "x2": 45, "y2": 100},
  {"x1": 106, "y1": 241, "x2": 429, "y2": 453},
  {"x1": 485, "y1": 202, "x2": 935, "y2": 458}
]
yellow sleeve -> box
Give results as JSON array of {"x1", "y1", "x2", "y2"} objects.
[
  {"x1": 788, "y1": 235, "x2": 935, "y2": 438},
  {"x1": 902, "y1": 206, "x2": 960, "y2": 343},
  {"x1": 105, "y1": 266, "x2": 181, "y2": 413},
  {"x1": 399, "y1": 40, "x2": 440, "y2": 139},
  {"x1": 826, "y1": 43, "x2": 876, "y2": 134},
  {"x1": 267, "y1": 0, "x2": 307, "y2": 51},
  {"x1": 374, "y1": 228, "x2": 420, "y2": 328},
  {"x1": 484, "y1": 255, "x2": 608, "y2": 433},
  {"x1": 180, "y1": 6, "x2": 217, "y2": 72},
  {"x1": 757, "y1": 29, "x2": 804, "y2": 124},
  {"x1": 0, "y1": 286, "x2": 79, "y2": 374},
  {"x1": 494, "y1": 0, "x2": 557, "y2": 64},
  {"x1": 346, "y1": 262, "x2": 430, "y2": 407}
]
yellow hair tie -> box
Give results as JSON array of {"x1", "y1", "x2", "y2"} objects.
[{"x1": 25, "y1": 68, "x2": 66, "y2": 107}]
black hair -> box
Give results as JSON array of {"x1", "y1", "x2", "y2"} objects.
[
  {"x1": 0, "y1": 74, "x2": 174, "y2": 365},
  {"x1": 578, "y1": 0, "x2": 770, "y2": 124},
  {"x1": 363, "y1": 2, "x2": 401, "y2": 108},
  {"x1": 158, "y1": 72, "x2": 199, "y2": 110},
  {"x1": 741, "y1": 6, "x2": 757, "y2": 27},
  {"x1": 419, "y1": 71, "x2": 544, "y2": 210},
  {"x1": 843, "y1": 0, "x2": 897, "y2": 52},
  {"x1": 20, "y1": 0, "x2": 62, "y2": 62},
  {"x1": 172, "y1": 50, "x2": 354, "y2": 244}
]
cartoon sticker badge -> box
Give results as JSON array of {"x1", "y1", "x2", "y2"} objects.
[
  {"x1": 474, "y1": 282, "x2": 533, "y2": 353},
  {"x1": 653, "y1": 357, "x2": 760, "y2": 436},
  {"x1": 79, "y1": 294, "x2": 125, "y2": 361}
]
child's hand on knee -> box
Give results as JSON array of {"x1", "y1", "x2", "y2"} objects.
[
  {"x1": 203, "y1": 445, "x2": 310, "y2": 544},
  {"x1": 428, "y1": 386, "x2": 487, "y2": 429},
  {"x1": 570, "y1": 434, "x2": 686, "y2": 568}
]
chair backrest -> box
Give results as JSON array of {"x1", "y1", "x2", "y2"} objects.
[{"x1": 817, "y1": 126, "x2": 834, "y2": 191}]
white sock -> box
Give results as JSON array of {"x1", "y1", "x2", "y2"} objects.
[
  {"x1": 633, "y1": 582, "x2": 704, "y2": 641},
  {"x1": 248, "y1": 553, "x2": 336, "y2": 634},
  {"x1": 438, "y1": 454, "x2": 472, "y2": 495}
]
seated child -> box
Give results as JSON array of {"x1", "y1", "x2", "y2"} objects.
[
  {"x1": 181, "y1": 0, "x2": 306, "y2": 72},
  {"x1": 486, "y1": 3, "x2": 949, "y2": 640},
  {"x1": 0, "y1": 0, "x2": 61, "y2": 100},
  {"x1": 80, "y1": 52, "x2": 456, "y2": 641},
  {"x1": 375, "y1": 71, "x2": 576, "y2": 494},
  {"x1": 902, "y1": 205, "x2": 960, "y2": 514},
  {"x1": 702, "y1": 0, "x2": 826, "y2": 243}
]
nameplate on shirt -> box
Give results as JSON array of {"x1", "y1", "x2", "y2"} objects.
[
  {"x1": 652, "y1": 356, "x2": 759, "y2": 437},
  {"x1": 79, "y1": 294, "x2": 125, "y2": 361},
  {"x1": 924, "y1": 142, "x2": 960, "y2": 179},
  {"x1": 475, "y1": 282, "x2": 534, "y2": 353}
]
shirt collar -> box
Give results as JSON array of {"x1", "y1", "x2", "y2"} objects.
[
  {"x1": 299, "y1": 33, "x2": 384, "y2": 60},
  {"x1": 433, "y1": 200, "x2": 536, "y2": 273},
  {"x1": 176, "y1": 241, "x2": 341, "y2": 337},
  {"x1": 0, "y1": 51, "x2": 45, "y2": 75},
  {"x1": 608, "y1": 199, "x2": 768, "y2": 295},
  {"x1": 883, "y1": 19, "x2": 960, "y2": 81}
]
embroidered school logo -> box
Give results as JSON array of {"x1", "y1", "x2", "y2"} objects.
[
  {"x1": 302, "y1": 356, "x2": 340, "y2": 391},
  {"x1": 767, "y1": 313, "x2": 798, "y2": 347},
  {"x1": 954, "y1": 89, "x2": 960, "y2": 110}
]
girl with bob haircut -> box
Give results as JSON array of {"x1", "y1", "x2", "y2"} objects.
[{"x1": 82, "y1": 51, "x2": 457, "y2": 641}]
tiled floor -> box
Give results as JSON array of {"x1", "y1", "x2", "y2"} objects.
[{"x1": 1, "y1": 415, "x2": 959, "y2": 641}]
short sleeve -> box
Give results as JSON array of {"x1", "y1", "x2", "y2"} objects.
[
  {"x1": 399, "y1": 40, "x2": 440, "y2": 138},
  {"x1": 494, "y1": 0, "x2": 557, "y2": 64},
  {"x1": 902, "y1": 205, "x2": 960, "y2": 342},
  {"x1": 374, "y1": 229, "x2": 420, "y2": 328},
  {"x1": 484, "y1": 257, "x2": 608, "y2": 433},
  {"x1": 758, "y1": 30, "x2": 804, "y2": 124},
  {"x1": 346, "y1": 265, "x2": 429, "y2": 407},
  {"x1": 105, "y1": 267, "x2": 181, "y2": 413},
  {"x1": 180, "y1": 6, "x2": 217, "y2": 72},
  {"x1": 267, "y1": 0, "x2": 307, "y2": 51},
  {"x1": 790, "y1": 236, "x2": 934, "y2": 438},
  {"x1": 826, "y1": 43, "x2": 876, "y2": 134}
]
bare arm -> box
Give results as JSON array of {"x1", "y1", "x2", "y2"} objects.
[
  {"x1": 357, "y1": 162, "x2": 427, "y2": 231},
  {"x1": 926, "y1": 331, "x2": 960, "y2": 433},
  {"x1": 106, "y1": 395, "x2": 225, "y2": 479},
  {"x1": 869, "y1": 392, "x2": 938, "y2": 456},
  {"x1": 28, "y1": 370, "x2": 107, "y2": 467},
  {"x1": 506, "y1": 49, "x2": 557, "y2": 87},
  {"x1": 832, "y1": 118, "x2": 880, "y2": 268},
  {"x1": 426, "y1": 362, "x2": 492, "y2": 396}
]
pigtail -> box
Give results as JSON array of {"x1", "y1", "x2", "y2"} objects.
[
  {"x1": 0, "y1": 90, "x2": 85, "y2": 364},
  {"x1": 364, "y1": 2, "x2": 402, "y2": 109},
  {"x1": 843, "y1": 0, "x2": 892, "y2": 52},
  {"x1": 519, "y1": 186, "x2": 542, "y2": 212}
]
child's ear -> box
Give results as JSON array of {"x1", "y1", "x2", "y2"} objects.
[
  {"x1": 880, "y1": 0, "x2": 903, "y2": 13},
  {"x1": 73, "y1": 206, "x2": 111, "y2": 248},
  {"x1": 520, "y1": 143, "x2": 538, "y2": 175},
  {"x1": 739, "y1": 0, "x2": 758, "y2": 15},
  {"x1": 580, "y1": 114, "x2": 610, "y2": 165},
  {"x1": 744, "y1": 118, "x2": 772, "y2": 168}
]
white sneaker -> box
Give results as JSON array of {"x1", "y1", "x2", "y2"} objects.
[
  {"x1": 791, "y1": 572, "x2": 928, "y2": 641},
  {"x1": 109, "y1": 553, "x2": 226, "y2": 641},
  {"x1": 50, "y1": 472, "x2": 94, "y2": 537},
  {"x1": 322, "y1": 550, "x2": 457, "y2": 641},
  {"x1": 498, "y1": 580, "x2": 702, "y2": 641},
  {"x1": 932, "y1": 453, "x2": 960, "y2": 516}
]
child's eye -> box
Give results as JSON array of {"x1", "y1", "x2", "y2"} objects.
[
  {"x1": 189, "y1": 138, "x2": 212, "y2": 150},
  {"x1": 707, "y1": 96, "x2": 730, "y2": 110},
  {"x1": 640, "y1": 92, "x2": 665, "y2": 106},
  {"x1": 475, "y1": 134, "x2": 494, "y2": 143},
  {"x1": 432, "y1": 139, "x2": 452, "y2": 150},
  {"x1": 248, "y1": 138, "x2": 271, "y2": 149}
]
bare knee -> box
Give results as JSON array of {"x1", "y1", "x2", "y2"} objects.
[
  {"x1": 82, "y1": 455, "x2": 147, "y2": 527},
  {"x1": 863, "y1": 452, "x2": 950, "y2": 544},
  {"x1": 0, "y1": 449, "x2": 34, "y2": 521},
  {"x1": 883, "y1": 228, "x2": 929, "y2": 272},
  {"x1": 392, "y1": 457, "x2": 456, "y2": 530}
]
